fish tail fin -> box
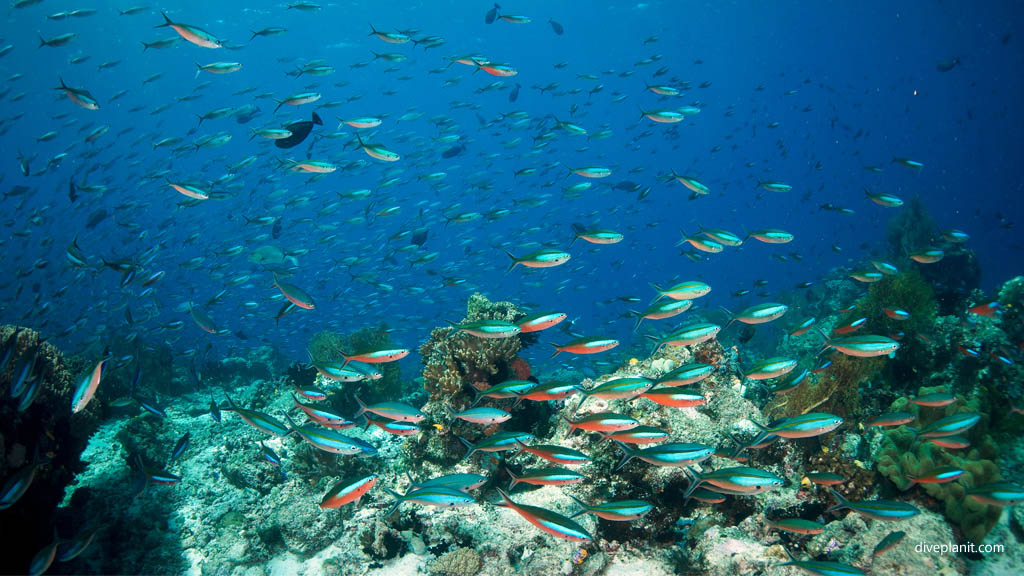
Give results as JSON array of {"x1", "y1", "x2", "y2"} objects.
[
  {"x1": 902, "y1": 476, "x2": 918, "y2": 491},
  {"x1": 675, "y1": 228, "x2": 689, "y2": 247},
  {"x1": 37, "y1": 33, "x2": 46, "y2": 49},
  {"x1": 824, "y1": 487, "x2": 849, "y2": 515},
  {"x1": 507, "y1": 469, "x2": 520, "y2": 490},
  {"x1": 456, "y1": 436, "x2": 475, "y2": 462},
  {"x1": 281, "y1": 411, "x2": 298, "y2": 433},
  {"x1": 631, "y1": 311, "x2": 643, "y2": 331},
  {"x1": 644, "y1": 334, "x2": 664, "y2": 355},
  {"x1": 549, "y1": 343, "x2": 561, "y2": 358},
  {"x1": 353, "y1": 393, "x2": 367, "y2": 418},
  {"x1": 719, "y1": 306, "x2": 736, "y2": 329},
  {"x1": 561, "y1": 413, "x2": 578, "y2": 439},
  {"x1": 312, "y1": 111, "x2": 323, "y2": 125},
  {"x1": 494, "y1": 486, "x2": 514, "y2": 508},
  {"x1": 567, "y1": 494, "x2": 587, "y2": 518},
  {"x1": 469, "y1": 388, "x2": 484, "y2": 408},
  {"x1": 383, "y1": 487, "x2": 404, "y2": 517},
  {"x1": 572, "y1": 393, "x2": 588, "y2": 414},
  {"x1": 444, "y1": 404, "x2": 456, "y2": 420},
  {"x1": 156, "y1": 11, "x2": 172, "y2": 28},
  {"x1": 273, "y1": 99, "x2": 283, "y2": 113},
  {"x1": 368, "y1": 22, "x2": 377, "y2": 36},
  {"x1": 613, "y1": 441, "x2": 635, "y2": 472},
  {"x1": 814, "y1": 328, "x2": 834, "y2": 355},
  {"x1": 504, "y1": 250, "x2": 518, "y2": 273},
  {"x1": 649, "y1": 283, "x2": 665, "y2": 302}
]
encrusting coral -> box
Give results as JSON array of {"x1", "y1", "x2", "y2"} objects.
[{"x1": 428, "y1": 546, "x2": 481, "y2": 576}]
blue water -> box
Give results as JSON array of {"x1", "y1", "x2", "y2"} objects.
[{"x1": 2, "y1": 1, "x2": 1021, "y2": 371}]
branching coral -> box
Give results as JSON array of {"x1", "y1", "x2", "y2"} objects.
[{"x1": 765, "y1": 353, "x2": 883, "y2": 420}]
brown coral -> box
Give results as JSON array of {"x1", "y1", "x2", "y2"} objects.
[
  {"x1": 765, "y1": 353, "x2": 883, "y2": 420},
  {"x1": 429, "y1": 547, "x2": 482, "y2": 576},
  {"x1": 419, "y1": 293, "x2": 522, "y2": 404}
]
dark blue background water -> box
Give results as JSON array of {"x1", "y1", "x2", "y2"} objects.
[{"x1": 2, "y1": 1, "x2": 1021, "y2": 375}]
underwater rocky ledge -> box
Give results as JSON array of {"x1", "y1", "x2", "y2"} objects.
[{"x1": 1, "y1": 276, "x2": 1024, "y2": 575}]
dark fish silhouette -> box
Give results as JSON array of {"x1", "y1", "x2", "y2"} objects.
[
  {"x1": 485, "y1": 3, "x2": 499, "y2": 24},
  {"x1": 509, "y1": 83, "x2": 521, "y2": 102},
  {"x1": 5, "y1": 185, "x2": 31, "y2": 199},
  {"x1": 936, "y1": 57, "x2": 960, "y2": 72},
  {"x1": 442, "y1": 142, "x2": 465, "y2": 158},
  {"x1": 234, "y1": 104, "x2": 261, "y2": 124},
  {"x1": 275, "y1": 111, "x2": 323, "y2": 149},
  {"x1": 85, "y1": 208, "x2": 108, "y2": 229},
  {"x1": 68, "y1": 180, "x2": 78, "y2": 203},
  {"x1": 411, "y1": 228, "x2": 428, "y2": 247},
  {"x1": 549, "y1": 19, "x2": 564, "y2": 35}
]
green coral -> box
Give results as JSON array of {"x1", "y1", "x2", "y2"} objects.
[
  {"x1": 857, "y1": 269, "x2": 936, "y2": 336},
  {"x1": 309, "y1": 324, "x2": 403, "y2": 403},
  {"x1": 309, "y1": 330, "x2": 345, "y2": 364},
  {"x1": 874, "y1": 386, "x2": 1003, "y2": 543},
  {"x1": 997, "y1": 275, "x2": 1024, "y2": 345},
  {"x1": 853, "y1": 269, "x2": 938, "y2": 393},
  {"x1": 886, "y1": 196, "x2": 939, "y2": 259}
]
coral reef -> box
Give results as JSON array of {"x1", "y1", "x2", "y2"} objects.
[
  {"x1": 874, "y1": 387, "x2": 1003, "y2": 543},
  {"x1": 887, "y1": 196, "x2": 941, "y2": 260},
  {"x1": 765, "y1": 353, "x2": 883, "y2": 420},
  {"x1": 428, "y1": 546, "x2": 481, "y2": 576},
  {"x1": 0, "y1": 325, "x2": 102, "y2": 574},
  {"x1": 997, "y1": 275, "x2": 1024, "y2": 346},
  {"x1": 419, "y1": 293, "x2": 523, "y2": 403},
  {"x1": 17, "y1": 279, "x2": 1024, "y2": 576},
  {"x1": 309, "y1": 323, "x2": 405, "y2": 410},
  {"x1": 886, "y1": 197, "x2": 980, "y2": 313}
]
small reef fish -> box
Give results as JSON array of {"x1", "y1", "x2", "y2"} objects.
[{"x1": 495, "y1": 488, "x2": 592, "y2": 543}]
